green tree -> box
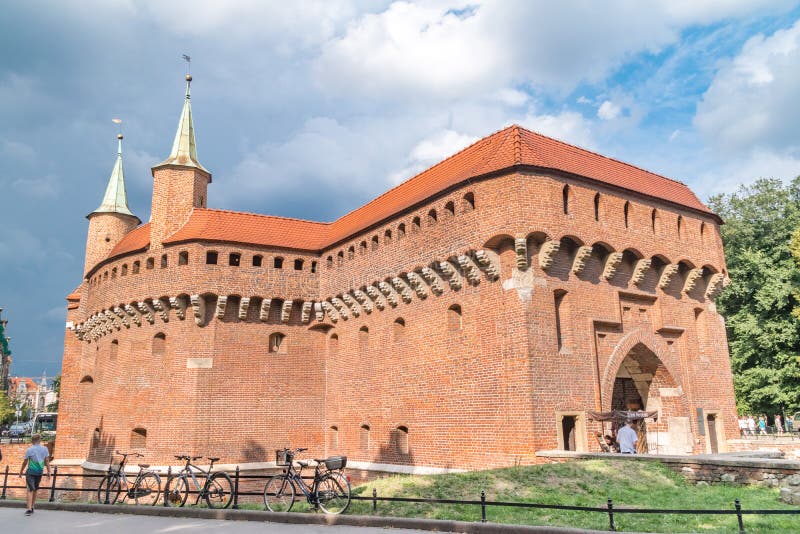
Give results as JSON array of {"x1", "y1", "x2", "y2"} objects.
[
  {"x1": 46, "y1": 374, "x2": 60, "y2": 412},
  {"x1": 0, "y1": 389, "x2": 13, "y2": 424},
  {"x1": 709, "y1": 177, "x2": 800, "y2": 416}
]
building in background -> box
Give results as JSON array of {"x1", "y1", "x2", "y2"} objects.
[
  {"x1": 57, "y1": 74, "x2": 736, "y2": 474},
  {"x1": 9, "y1": 374, "x2": 58, "y2": 419}
]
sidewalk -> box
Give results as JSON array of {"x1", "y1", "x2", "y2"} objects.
[{"x1": 0, "y1": 500, "x2": 603, "y2": 533}]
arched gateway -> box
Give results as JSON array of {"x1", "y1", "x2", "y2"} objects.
[{"x1": 602, "y1": 332, "x2": 693, "y2": 454}]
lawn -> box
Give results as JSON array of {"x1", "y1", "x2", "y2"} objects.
[{"x1": 347, "y1": 460, "x2": 799, "y2": 533}]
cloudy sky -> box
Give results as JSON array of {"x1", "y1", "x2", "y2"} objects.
[{"x1": 1, "y1": 0, "x2": 800, "y2": 377}]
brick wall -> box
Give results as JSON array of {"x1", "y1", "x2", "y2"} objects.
[{"x1": 58, "y1": 168, "x2": 737, "y2": 471}]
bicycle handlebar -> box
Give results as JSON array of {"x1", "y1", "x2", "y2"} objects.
[
  {"x1": 115, "y1": 451, "x2": 143, "y2": 458},
  {"x1": 174, "y1": 455, "x2": 203, "y2": 461}
]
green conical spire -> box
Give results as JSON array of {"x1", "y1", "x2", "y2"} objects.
[
  {"x1": 91, "y1": 134, "x2": 136, "y2": 217},
  {"x1": 156, "y1": 74, "x2": 208, "y2": 173}
]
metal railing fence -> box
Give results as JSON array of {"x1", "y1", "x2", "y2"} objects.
[{"x1": 1, "y1": 464, "x2": 798, "y2": 533}]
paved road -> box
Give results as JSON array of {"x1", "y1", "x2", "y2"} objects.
[{"x1": 0, "y1": 508, "x2": 425, "y2": 533}]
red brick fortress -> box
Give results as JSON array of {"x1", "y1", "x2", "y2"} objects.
[{"x1": 57, "y1": 76, "x2": 736, "y2": 473}]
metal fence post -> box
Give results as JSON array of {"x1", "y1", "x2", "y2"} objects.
[
  {"x1": 163, "y1": 466, "x2": 171, "y2": 507},
  {"x1": 49, "y1": 466, "x2": 58, "y2": 502},
  {"x1": 104, "y1": 466, "x2": 112, "y2": 505},
  {"x1": 232, "y1": 466, "x2": 240, "y2": 509},
  {"x1": 372, "y1": 488, "x2": 377, "y2": 513},
  {"x1": 1, "y1": 465, "x2": 9, "y2": 499},
  {"x1": 607, "y1": 498, "x2": 616, "y2": 532},
  {"x1": 735, "y1": 498, "x2": 745, "y2": 534},
  {"x1": 481, "y1": 490, "x2": 487, "y2": 523}
]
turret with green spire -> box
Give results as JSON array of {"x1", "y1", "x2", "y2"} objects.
[
  {"x1": 83, "y1": 131, "x2": 141, "y2": 275},
  {"x1": 154, "y1": 74, "x2": 209, "y2": 174},
  {"x1": 89, "y1": 134, "x2": 137, "y2": 217}
]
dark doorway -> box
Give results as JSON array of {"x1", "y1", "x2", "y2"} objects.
[
  {"x1": 562, "y1": 416, "x2": 577, "y2": 451},
  {"x1": 707, "y1": 414, "x2": 718, "y2": 453}
]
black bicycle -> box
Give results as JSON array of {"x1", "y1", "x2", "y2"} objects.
[
  {"x1": 164, "y1": 455, "x2": 233, "y2": 509},
  {"x1": 263, "y1": 447, "x2": 351, "y2": 514},
  {"x1": 97, "y1": 451, "x2": 161, "y2": 506}
]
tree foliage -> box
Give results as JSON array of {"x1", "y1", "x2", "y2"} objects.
[
  {"x1": 708, "y1": 177, "x2": 800, "y2": 415},
  {"x1": 0, "y1": 389, "x2": 13, "y2": 424},
  {"x1": 46, "y1": 374, "x2": 60, "y2": 412}
]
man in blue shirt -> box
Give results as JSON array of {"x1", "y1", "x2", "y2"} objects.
[
  {"x1": 617, "y1": 420, "x2": 639, "y2": 454},
  {"x1": 19, "y1": 433, "x2": 51, "y2": 516}
]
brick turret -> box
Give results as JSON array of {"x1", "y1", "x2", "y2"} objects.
[
  {"x1": 84, "y1": 134, "x2": 140, "y2": 275},
  {"x1": 149, "y1": 74, "x2": 211, "y2": 249}
]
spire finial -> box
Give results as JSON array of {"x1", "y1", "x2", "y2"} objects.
[{"x1": 182, "y1": 54, "x2": 192, "y2": 99}]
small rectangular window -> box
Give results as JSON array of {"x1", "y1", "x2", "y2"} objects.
[
  {"x1": 229, "y1": 253, "x2": 241, "y2": 266},
  {"x1": 252, "y1": 255, "x2": 263, "y2": 267},
  {"x1": 206, "y1": 251, "x2": 218, "y2": 265},
  {"x1": 178, "y1": 252, "x2": 189, "y2": 265},
  {"x1": 294, "y1": 259, "x2": 304, "y2": 271}
]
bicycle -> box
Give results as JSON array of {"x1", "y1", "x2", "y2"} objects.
[
  {"x1": 163, "y1": 455, "x2": 233, "y2": 509},
  {"x1": 263, "y1": 447, "x2": 351, "y2": 514},
  {"x1": 96, "y1": 450, "x2": 161, "y2": 506}
]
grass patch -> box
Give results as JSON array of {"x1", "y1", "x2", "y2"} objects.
[{"x1": 348, "y1": 460, "x2": 799, "y2": 533}]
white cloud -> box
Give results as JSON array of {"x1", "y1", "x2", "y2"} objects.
[
  {"x1": 389, "y1": 129, "x2": 479, "y2": 184},
  {"x1": 695, "y1": 19, "x2": 800, "y2": 154},
  {"x1": 697, "y1": 149, "x2": 800, "y2": 195},
  {"x1": 597, "y1": 100, "x2": 621, "y2": 120},
  {"x1": 519, "y1": 111, "x2": 596, "y2": 150},
  {"x1": 314, "y1": 0, "x2": 794, "y2": 100}
]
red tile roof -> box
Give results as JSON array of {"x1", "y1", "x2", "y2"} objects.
[
  {"x1": 163, "y1": 209, "x2": 329, "y2": 249},
  {"x1": 99, "y1": 125, "x2": 715, "y2": 264},
  {"x1": 108, "y1": 223, "x2": 151, "y2": 257}
]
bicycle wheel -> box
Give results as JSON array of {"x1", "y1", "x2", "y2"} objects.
[
  {"x1": 164, "y1": 474, "x2": 189, "y2": 507},
  {"x1": 204, "y1": 471, "x2": 233, "y2": 509},
  {"x1": 315, "y1": 472, "x2": 350, "y2": 514},
  {"x1": 97, "y1": 475, "x2": 121, "y2": 505},
  {"x1": 263, "y1": 475, "x2": 295, "y2": 513},
  {"x1": 133, "y1": 472, "x2": 162, "y2": 506}
]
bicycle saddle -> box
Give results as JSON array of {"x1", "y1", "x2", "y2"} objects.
[
  {"x1": 207, "y1": 457, "x2": 220, "y2": 462},
  {"x1": 137, "y1": 464, "x2": 150, "y2": 469}
]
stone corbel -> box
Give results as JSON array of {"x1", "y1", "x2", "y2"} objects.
[
  {"x1": 301, "y1": 301, "x2": 313, "y2": 323},
  {"x1": 438, "y1": 261, "x2": 463, "y2": 290},
  {"x1": 474, "y1": 250, "x2": 500, "y2": 281},
  {"x1": 152, "y1": 298, "x2": 170, "y2": 322},
  {"x1": 113, "y1": 307, "x2": 130, "y2": 328},
  {"x1": 539, "y1": 240, "x2": 561, "y2": 271},
  {"x1": 352, "y1": 290, "x2": 373, "y2": 314},
  {"x1": 340, "y1": 293, "x2": 361, "y2": 317},
  {"x1": 377, "y1": 281, "x2": 399, "y2": 308},
  {"x1": 190, "y1": 294, "x2": 206, "y2": 326},
  {"x1": 314, "y1": 302, "x2": 325, "y2": 322},
  {"x1": 456, "y1": 255, "x2": 482, "y2": 285},
  {"x1": 705, "y1": 273, "x2": 725, "y2": 300},
  {"x1": 631, "y1": 259, "x2": 652, "y2": 286},
  {"x1": 420, "y1": 267, "x2": 445, "y2": 296},
  {"x1": 238, "y1": 297, "x2": 251, "y2": 320},
  {"x1": 571, "y1": 246, "x2": 593, "y2": 275},
  {"x1": 390, "y1": 277, "x2": 414, "y2": 303},
  {"x1": 365, "y1": 285, "x2": 387, "y2": 311},
  {"x1": 405, "y1": 272, "x2": 428, "y2": 299},
  {"x1": 602, "y1": 252, "x2": 624, "y2": 280},
  {"x1": 281, "y1": 300, "x2": 293, "y2": 323},
  {"x1": 330, "y1": 297, "x2": 350, "y2": 320},
  {"x1": 321, "y1": 301, "x2": 339, "y2": 323},
  {"x1": 658, "y1": 264, "x2": 680, "y2": 289},
  {"x1": 259, "y1": 298, "x2": 272, "y2": 322},
  {"x1": 514, "y1": 237, "x2": 528, "y2": 270},
  {"x1": 124, "y1": 304, "x2": 141, "y2": 326},
  {"x1": 104, "y1": 310, "x2": 121, "y2": 331},
  {"x1": 169, "y1": 296, "x2": 187, "y2": 320},
  {"x1": 215, "y1": 296, "x2": 228, "y2": 319},
  {"x1": 136, "y1": 301, "x2": 155, "y2": 325},
  {"x1": 683, "y1": 268, "x2": 704, "y2": 294}
]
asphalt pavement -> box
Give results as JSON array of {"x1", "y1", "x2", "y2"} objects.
[{"x1": 0, "y1": 508, "x2": 425, "y2": 533}]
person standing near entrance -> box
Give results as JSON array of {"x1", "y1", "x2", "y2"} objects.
[
  {"x1": 18, "y1": 434, "x2": 51, "y2": 516},
  {"x1": 775, "y1": 414, "x2": 784, "y2": 434},
  {"x1": 617, "y1": 420, "x2": 638, "y2": 454}
]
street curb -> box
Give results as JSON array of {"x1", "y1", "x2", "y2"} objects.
[{"x1": 0, "y1": 500, "x2": 604, "y2": 533}]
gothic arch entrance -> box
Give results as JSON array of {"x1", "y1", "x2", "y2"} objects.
[{"x1": 609, "y1": 342, "x2": 692, "y2": 454}]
